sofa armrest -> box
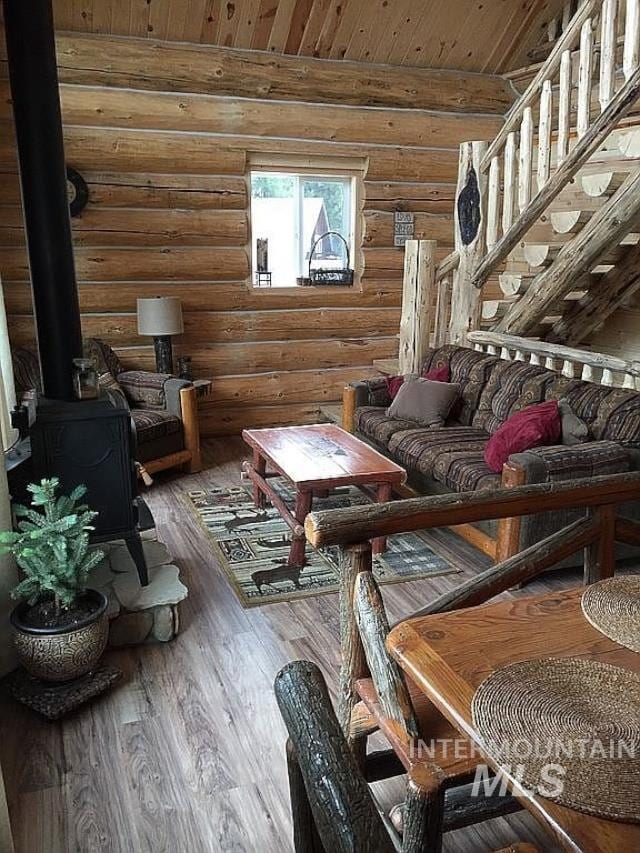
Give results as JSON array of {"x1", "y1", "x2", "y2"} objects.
[
  {"x1": 342, "y1": 378, "x2": 391, "y2": 434},
  {"x1": 349, "y1": 378, "x2": 391, "y2": 409},
  {"x1": 118, "y1": 370, "x2": 191, "y2": 417},
  {"x1": 164, "y1": 378, "x2": 193, "y2": 418},
  {"x1": 508, "y1": 441, "x2": 631, "y2": 485},
  {"x1": 495, "y1": 442, "x2": 632, "y2": 565}
]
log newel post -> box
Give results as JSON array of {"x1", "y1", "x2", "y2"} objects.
[
  {"x1": 342, "y1": 385, "x2": 357, "y2": 434},
  {"x1": 399, "y1": 239, "x2": 437, "y2": 375},
  {"x1": 449, "y1": 141, "x2": 489, "y2": 345},
  {"x1": 338, "y1": 542, "x2": 372, "y2": 764}
]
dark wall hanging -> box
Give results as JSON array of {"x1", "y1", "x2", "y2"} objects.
[
  {"x1": 457, "y1": 167, "x2": 481, "y2": 246},
  {"x1": 66, "y1": 166, "x2": 88, "y2": 217}
]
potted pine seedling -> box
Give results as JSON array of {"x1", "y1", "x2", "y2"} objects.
[{"x1": 0, "y1": 478, "x2": 108, "y2": 682}]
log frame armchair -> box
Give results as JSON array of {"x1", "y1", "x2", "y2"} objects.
[
  {"x1": 83, "y1": 338, "x2": 202, "y2": 476},
  {"x1": 11, "y1": 339, "x2": 202, "y2": 477},
  {"x1": 302, "y1": 471, "x2": 640, "y2": 851}
]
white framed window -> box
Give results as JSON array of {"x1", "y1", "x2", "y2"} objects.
[{"x1": 249, "y1": 168, "x2": 358, "y2": 288}]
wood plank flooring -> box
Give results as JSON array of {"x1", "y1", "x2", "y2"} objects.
[{"x1": 0, "y1": 437, "x2": 578, "y2": 852}]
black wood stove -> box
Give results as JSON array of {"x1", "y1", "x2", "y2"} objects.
[
  {"x1": 3, "y1": 0, "x2": 148, "y2": 586},
  {"x1": 30, "y1": 397, "x2": 148, "y2": 585}
]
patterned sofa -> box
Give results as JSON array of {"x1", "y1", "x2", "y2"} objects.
[
  {"x1": 12, "y1": 339, "x2": 202, "y2": 475},
  {"x1": 345, "y1": 344, "x2": 640, "y2": 564}
]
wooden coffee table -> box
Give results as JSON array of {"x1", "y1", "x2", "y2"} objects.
[{"x1": 242, "y1": 424, "x2": 406, "y2": 568}]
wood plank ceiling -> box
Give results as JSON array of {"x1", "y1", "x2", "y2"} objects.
[{"x1": 52, "y1": 0, "x2": 565, "y2": 74}]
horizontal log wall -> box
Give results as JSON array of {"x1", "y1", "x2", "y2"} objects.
[{"x1": 0, "y1": 34, "x2": 507, "y2": 435}]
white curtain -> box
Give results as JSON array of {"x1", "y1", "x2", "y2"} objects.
[
  {"x1": 0, "y1": 439, "x2": 16, "y2": 678},
  {"x1": 0, "y1": 279, "x2": 19, "y2": 850},
  {"x1": 0, "y1": 276, "x2": 18, "y2": 676},
  {"x1": 0, "y1": 279, "x2": 16, "y2": 452}
]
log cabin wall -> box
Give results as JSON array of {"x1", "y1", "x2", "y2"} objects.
[{"x1": 0, "y1": 32, "x2": 511, "y2": 435}]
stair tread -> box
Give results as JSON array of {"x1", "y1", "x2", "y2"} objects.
[
  {"x1": 319, "y1": 404, "x2": 342, "y2": 424},
  {"x1": 372, "y1": 358, "x2": 399, "y2": 375}
]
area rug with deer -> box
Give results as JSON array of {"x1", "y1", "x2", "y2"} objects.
[{"x1": 185, "y1": 482, "x2": 460, "y2": 607}]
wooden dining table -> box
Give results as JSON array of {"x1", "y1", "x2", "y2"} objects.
[{"x1": 387, "y1": 587, "x2": 640, "y2": 853}]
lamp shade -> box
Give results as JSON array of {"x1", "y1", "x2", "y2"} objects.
[{"x1": 137, "y1": 297, "x2": 183, "y2": 336}]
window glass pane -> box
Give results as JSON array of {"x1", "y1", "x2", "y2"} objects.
[
  {"x1": 250, "y1": 170, "x2": 353, "y2": 287},
  {"x1": 251, "y1": 172, "x2": 298, "y2": 286}
]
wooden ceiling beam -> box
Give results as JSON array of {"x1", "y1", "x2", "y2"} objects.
[{"x1": 36, "y1": 32, "x2": 514, "y2": 113}]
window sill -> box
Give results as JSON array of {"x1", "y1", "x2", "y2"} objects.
[{"x1": 250, "y1": 283, "x2": 362, "y2": 294}]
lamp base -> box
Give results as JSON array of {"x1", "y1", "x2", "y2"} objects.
[{"x1": 153, "y1": 335, "x2": 173, "y2": 374}]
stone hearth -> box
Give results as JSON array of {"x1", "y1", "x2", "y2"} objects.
[{"x1": 89, "y1": 527, "x2": 188, "y2": 647}]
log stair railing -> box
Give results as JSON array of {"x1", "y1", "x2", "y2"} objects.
[
  {"x1": 446, "y1": 0, "x2": 640, "y2": 344},
  {"x1": 467, "y1": 329, "x2": 640, "y2": 388},
  {"x1": 473, "y1": 0, "x2": 640, "y2": 289}
]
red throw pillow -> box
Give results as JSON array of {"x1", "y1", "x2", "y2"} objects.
[
  {"x1": 386, "y1": 365, "x2": 450, "y2": 401},
  {"x1": 385, "y1": 375, "x2": 405, "y2": 400},
  {"x1": 484, "y1": 400, "x2": 561, "y2": 473},
  {"x1": 423, "y1": 364, "x2": 450, "y2": 383}
]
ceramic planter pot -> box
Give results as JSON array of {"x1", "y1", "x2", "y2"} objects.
[{"x1": 10, "y1": 589, "x2": 109, "y2": 683}]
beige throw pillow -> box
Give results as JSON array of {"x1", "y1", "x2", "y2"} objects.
[
  {"x1": 558, "y1": 399, "x2": 589, "y2": 446},
  {"x1": 386, "y1": 376, "x2": 460, "y2": 427}
]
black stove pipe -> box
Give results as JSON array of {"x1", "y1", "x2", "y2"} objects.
[{"x1": 3, "y1": 0, "x2": 83, "y2": 401}]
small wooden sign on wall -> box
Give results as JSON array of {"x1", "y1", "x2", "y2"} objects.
[{"x1": 394, "y1": 211, "x2": 414, "y2": 247}]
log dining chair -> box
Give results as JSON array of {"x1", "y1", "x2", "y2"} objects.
[
  {"x1": 275, "y1": 660, "x2": 538, "y2": 853},
  {"x1": 302, "y1": 473, "x2": 640, "y2": 851},
  {"x1": 328, "y1": 544, "x2": 520, "y2": 850}
]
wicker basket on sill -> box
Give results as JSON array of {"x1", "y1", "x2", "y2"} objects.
[{"x1": 298, "y1": 231, "x2": 354, "y2": 287}]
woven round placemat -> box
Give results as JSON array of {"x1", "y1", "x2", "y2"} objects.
[
  {"x1": 471, "y1": 657, "x2": 640, "y2": 821},
  {"x1": 582, "y1": 576, "x2": 640, "y2": 653}
]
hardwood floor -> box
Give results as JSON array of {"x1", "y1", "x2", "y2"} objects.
[{"x1": 0, "y1": 437, "x2": 577, "y2": 852}]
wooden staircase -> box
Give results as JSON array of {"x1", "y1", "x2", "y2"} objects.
[
  {"x1": 491, "y1": 128, "x2": 640, "y2": 342},
  {"x1": 439, "y1": 0, "x2": 640, "y2": 353},
  {"x1": 366, "y1": 1, "x2": 640, "y2": 392}
]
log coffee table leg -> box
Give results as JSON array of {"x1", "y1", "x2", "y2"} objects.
[
  {"x1": 288, "y1": 490, "x2": 313, "y2": 568},
  {"x1": 252, "y1": 449, "x2": 266, "y2": 508},
  {"x1": 372, "y1": 482, "x2": 393, "y2": 555}
]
